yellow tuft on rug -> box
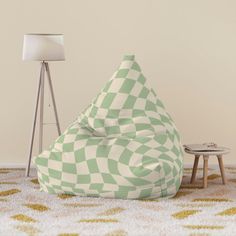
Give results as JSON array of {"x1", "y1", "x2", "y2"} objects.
[{"x1": 1, "y1": 167, "x2": 236, "y2": 236}]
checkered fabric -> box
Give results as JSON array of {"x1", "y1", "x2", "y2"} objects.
[{"x1": 34, "y1": 55, "x2": 183, "y2": 199}]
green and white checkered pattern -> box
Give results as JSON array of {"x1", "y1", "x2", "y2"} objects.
[{"x1": 34, "y1": 55, "x2": 183, "y2": 199}]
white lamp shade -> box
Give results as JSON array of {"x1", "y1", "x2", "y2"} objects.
[{"x1": 23, "y1": 34, "x2": 65, "y2": 61}]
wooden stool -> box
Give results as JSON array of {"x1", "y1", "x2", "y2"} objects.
[{"x1": 185, "y1": 147, "x2": 230, "y2": 188}]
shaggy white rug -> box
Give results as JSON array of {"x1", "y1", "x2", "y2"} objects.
[{"x1": 1, "y1": 167, "x2": 236, "y2": 236}]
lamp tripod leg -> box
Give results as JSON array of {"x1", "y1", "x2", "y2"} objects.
[
  {"x1": 25, "y1": 62, "x2": 45, "y2": 177},
  {"x1": 39, "y1": 63, "x2": 45, "y2": 153},
  {"x1": 45, "y1": 63, "x2": 61, "y2": 136}
]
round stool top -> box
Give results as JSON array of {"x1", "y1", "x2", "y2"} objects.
[{"x1": 184, "y1": 145, "x2": 230, "y2": 156}]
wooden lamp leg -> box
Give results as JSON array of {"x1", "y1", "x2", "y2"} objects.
[
  {"x1": 203, "y1": 155, "x2": 209, "y2": 188},
  {"x1": 190, "y1": 155, "x2": 200, "y2": 184},
  {"x1": 217, "y1": 155, "x2": 227, "y2": 185},
  {"x1": 25, "y1": 62, "x2": 45, "y2": 177},
  {"x1": 45, "y1": 62, "x2": 61, "y2": 136}
]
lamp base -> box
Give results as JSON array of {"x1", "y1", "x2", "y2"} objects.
[{"x1": 25, "y1": 61, "x2": 61, "y2": 177}]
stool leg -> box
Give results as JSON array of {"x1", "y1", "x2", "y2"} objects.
[
  {"x1": 190, "y1": 155, "x2": 200, "y2": 184},
  {"x1": 217, "y1": 155, "x2": 227, "y2": 185},
  {"x1": 203, "y1": 155, "x2": 209, "y2": 188}
]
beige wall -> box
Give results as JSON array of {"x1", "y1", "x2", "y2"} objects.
[{"x1": 0, "y1": 0, "x2": 235, "y2": 166}]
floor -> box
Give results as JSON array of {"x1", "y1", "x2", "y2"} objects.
[{"x1": 0, "y1": 167, "x2": 236, "y2": 236}]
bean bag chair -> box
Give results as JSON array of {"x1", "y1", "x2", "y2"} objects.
[{"x1": 34, "y1": 55, "x2": 183, "y2": 199}]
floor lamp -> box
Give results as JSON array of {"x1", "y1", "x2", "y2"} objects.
[{"x1": 23, "y1": 34, "x2": 65, "y2": 177}]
